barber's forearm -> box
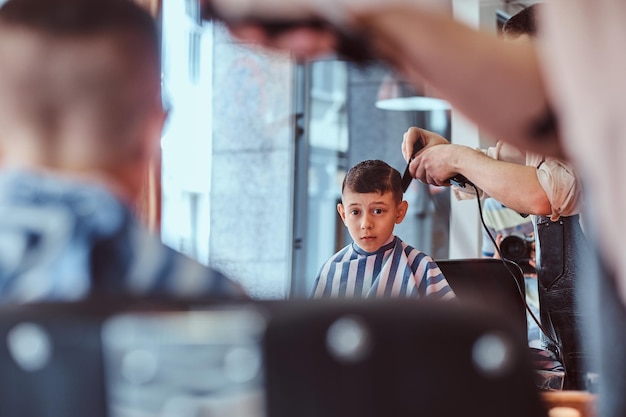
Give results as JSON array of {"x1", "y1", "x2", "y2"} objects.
[{"x1": 458, "y1": 155, "x2": 552, "y2": 215}]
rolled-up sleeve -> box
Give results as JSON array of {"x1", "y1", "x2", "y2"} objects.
[{"x1": 535, "y1": 157, "x2": 582, "y2": 220}]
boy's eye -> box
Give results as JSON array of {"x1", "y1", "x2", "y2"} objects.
[
  {"x1": 350, "y1": 210, "x2": 360, "y2": 215},
  {"x1": 373, "y1": 208, "x2": 383, "y2": 215}
]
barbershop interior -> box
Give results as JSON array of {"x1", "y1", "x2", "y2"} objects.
[{"x1": 1, "y1": 0, "x2": 621, "y2": 416}]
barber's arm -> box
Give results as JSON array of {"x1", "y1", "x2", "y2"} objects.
[{"x1": 412, "y1": 143, "x2": 552, "y2": 216}]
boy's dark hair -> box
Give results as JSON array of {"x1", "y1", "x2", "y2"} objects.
[
  {"x1": 0, "y1": 0, "x2": 158, "y2": 53},
  {"x1": 502, "y1": 4, "x2": 540, "y2": 38},
  {"x1": 342, "y1": 160, "x2": 403, "y2": 203}
]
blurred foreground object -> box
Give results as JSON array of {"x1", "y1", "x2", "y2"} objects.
[
  {"x1": 0, "y1": 297, "x2": 548, "y2": 417},
  {"x1": 264, "y1": 298, "x2": 546, "y2": 417}
]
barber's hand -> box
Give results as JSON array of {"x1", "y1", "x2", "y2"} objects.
[
  {"x1": 401, "y1": 127, "x2": 449, "y2": 162},
  {"x1": 201, "y1": 0, "x2": 318, "y2": 22},
  {"x1": 201, "y1": 0, "x2": 445, "y2": 23},
  {"x1": 200, "y1": 0, "x2": 378, "y2": 62},
  {"x1": 411, "y1": 143, "x2": 473, "y2": 186},
  {"x1": 200, "y1": 0, "x2": 448, "y2": 62},
  {"x1": 200, "y1": 0, "x2": 335, "y2": 59}
]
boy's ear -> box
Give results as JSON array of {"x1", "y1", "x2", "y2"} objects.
[
  {"x1": 395, "y1": 200, "x2": 408, "y2": 224},
  {"x1": 337, "y1": 203, "x2": 347, "y2": 223}
]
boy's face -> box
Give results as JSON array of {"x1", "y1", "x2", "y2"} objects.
[{"x1": 337, "y1": 189, "x2": 408, "y2": 253}]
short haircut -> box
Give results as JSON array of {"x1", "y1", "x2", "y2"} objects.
[
  {"x1": 502, "y1": 4, "x2": 540, "y2": 38},
  {"x1": 0, "y1": 0, "x2": 158, "y2": 46},
  {"x1": 342, "y1": 160, "x2": 403, "y2": 204},
  {"x1": 0, "y1": 0, "x2": 161, "y2": 163}
]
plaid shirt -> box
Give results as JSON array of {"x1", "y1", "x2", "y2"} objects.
[{"x1": 0, "y1": 170, "x2": 245, "y2": 302}]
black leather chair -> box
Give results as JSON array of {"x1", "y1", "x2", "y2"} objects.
[{"x1": 436, "y1": 258, "x2": 528, "y2": 338}]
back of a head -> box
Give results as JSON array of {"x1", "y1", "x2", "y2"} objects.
[
  {"x1": 0, "y1": 0, "x2": 158, "y2": 38},
  {"x1": 342, "y1": 160, "x2": 403, "y2": 203},
  {"x1": 0, "y1": 0, "x2": 162, "y2": 172},
  {"x1": 502, "y1": 4, "x2": 540, "y2": 39}
]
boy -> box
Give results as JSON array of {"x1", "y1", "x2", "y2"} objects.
[
  {"x1": 311, "y1": 160, "x2": 454, "y2": 299},
  {"x1": 0, "y1": 0, "x2": 244, "y2": 301}
]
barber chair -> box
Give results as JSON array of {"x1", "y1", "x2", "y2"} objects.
[{"x1": 436, "y1": 258, "x2": 528, "y2": 338}]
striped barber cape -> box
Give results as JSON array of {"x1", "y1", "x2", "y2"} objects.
[{"x1": 311, "y1": 236, "x2": 455, "y2": 300}]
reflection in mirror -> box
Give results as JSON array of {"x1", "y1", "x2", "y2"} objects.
[
  {"x1": 291, "y1": 63, "x2": 452, "y2": 297},
  {"x1": 160, "y1": 0, "x2": 526, "y2": 300}
]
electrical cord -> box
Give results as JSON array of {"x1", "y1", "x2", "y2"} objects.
[{"x1": 469, "y1": 182, "x2": 564, "y2": 360}]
